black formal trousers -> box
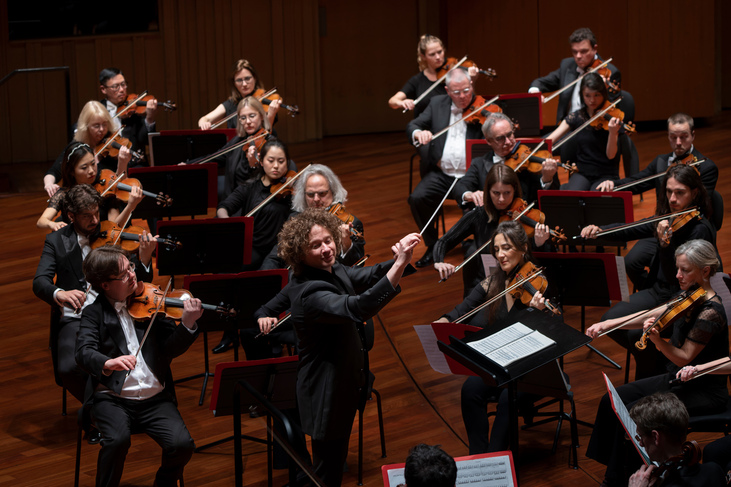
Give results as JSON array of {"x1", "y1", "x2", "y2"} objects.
[{"x1": 408, "y1": 171, "x2": 461, "y2": 247}]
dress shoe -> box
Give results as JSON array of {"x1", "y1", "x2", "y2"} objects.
[
  {"x1": 415, "y1": 247, "x2": 434, "y2": 268},
  {"x1": 212, "y1": 336, "x2": 233, "y2": 354},
  {"x1": 85, "y1": 426, "x2": 102, "y2": 445}
]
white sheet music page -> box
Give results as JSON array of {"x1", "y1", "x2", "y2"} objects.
[
  {"x1": 602, "y1": 372, "x2": 654, "y2": 466},
  {"x1": 615, "y1": 255, "x2": 630, "y2": 302},
  {"x1": 414, "y1": 325, "x2": 452, "y2": 374},
  {"x1": 386, "y1": 453, "x2": 515, "y2": 487},
  {"x1": 467, "y1": 322, "x2": 556, "y2": 367}
]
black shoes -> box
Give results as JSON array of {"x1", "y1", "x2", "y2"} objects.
[
  {"x1": 415, "y1": 247, "x2": 434, "y2": 268},
  {"x1": 85, "y1": 426, "x2": 102, "y2": 445},
  {"x1": 212, "y1": 336, "x2": 233, "y2": 354}
]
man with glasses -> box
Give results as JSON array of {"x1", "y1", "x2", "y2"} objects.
[
  {"x1": 33, "y1": 185, "x2": 154, "y2": 419},
  {"x1": 99, "y1": 67, "x2": 158, "y2": 156},
  {"x1": 76, "y1": 245, "x2": 202, "y2": 487},
  {"x1": 406, "y1": 69, "x2": 484, "y2": 267}
]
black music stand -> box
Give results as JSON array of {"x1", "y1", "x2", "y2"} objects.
[
  {"x1": 148, "y1": 129, "x2": 236, "y2": 166},
  {"x1": 498, "y1": 92, "x2": 542, "y2": 137},
  {"x1": 538, "y1": 190, "x2": 634, "y2": 248},
  {"x1": 156, "y1": 217, "x2": 253, "y2": 276},
  {"x1": 534, "y1": 251, "x2": 630, "y2": 369},
  {"x1": 181, "y1": 270, "x2": 289, "y2": 404},
  {"x1": 128, "y1": 163, "x2": 217, "y2": 219},
  {"x1": 437, "y1": 307, "x2": 590, "y2": 470}
]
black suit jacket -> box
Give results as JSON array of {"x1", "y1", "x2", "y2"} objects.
[
  {"x1": 287, "y1": 261, "x2": 399, "y2": 440},
  {"x1": 406, "y1": 94, "x2": 484, "y2": 172},
  {"x1": 530, "y1": 56, "x2": 621, "y2": 123}
]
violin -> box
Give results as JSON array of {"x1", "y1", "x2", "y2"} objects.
[
  {"x1": 507, "y1": 262, "x2": 561, "y2": 315},
  {"x1": 94, "y1": 132, "x2": 145, "y2": 164},
  {"x1": 635, "y1": 286, "x2": 707, "y2": 350},
  {"x1": 269, "y1": 170, "x2": 298, "y2": 199},
  {"x1": 436, "y1": 57, "x2": 497, "y2": 80},
  {"x1": 91, "y1": 220, "x2": 182, "y2": 252},
  {"x1": 95, "y1": 169, "x2": 173, "y2": 207},
  {"x1": 128, "y1": 282, "x2": 237, "y2": 321},
  {"x1": 589, "y1": 59, "x2": 620, "y2": 94},
  {"x1": 328, "y1": 202, "x2": 364, "y2": 241},
  {"x1": 589, "y1": 100, "x2": 636, "y2": 135},
  {"x1": 462, "y1": 95, "x2": 503, "y2": 125},
  {"x1": 253, "y1": 88, "x2": 299, "y2": 117},
  {"x1": 116, "y1": 92, "x2": 176, "y2": 119},
  {"x1": 649, "y1": 441, "x2": 701, "y2": 479},
  {"x1": 246, "y1": 128, "x2": 272, "y2": 167},
  {"x1": 500, "y1": 198, "x2": 567, "y2": 242},
  {"x1": 505, "y1": 143, "x2": 578, "y2": 176},
  {"x1": 660, "y1": 209, "x2": 701, "y2": 245}
]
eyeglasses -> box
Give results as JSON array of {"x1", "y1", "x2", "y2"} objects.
[
  {"x1": 109, "y1": 262, "x2": 136, "y2": 283},
  {"x1": 104, "y1": 82, "x2": 127, "y2": 92},
  {"x1": 305, "y1": 190, "x2": 330, "y2": 199},
  {"x1": 235, "y1": 76, "x2": 254, "y2": 85},
  {"x1": 449, "y1": 88, "x2": 472, "y2": 96},
  {"x1": 238, "y1": 113, "x2": 259, "y2": 122},
  {"x1": 491, "y1": 131, "x2": 515, "y2": 145}
]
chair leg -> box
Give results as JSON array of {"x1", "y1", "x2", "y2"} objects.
[
  {"x1": 62, "y1": 387, "x2": 67, "y2": 416},
  {"x1": 409, "y1": 153, "x2": 418, "y2": 195},
  {"x1": 358, "y1": 407, "x2": 364, "y2": 486},
  {"x1": 373, "y1": 388, "x2": 386, "y2": 458},
  {"x1": 568, "y1": 398, "x2": 580, "y2": 469},
  {"x1": 74, "y1": 424, "x2": 82, "y2": 487},
  {"x1": 625, "y1": 349, "x2": 632, "y2": 384}
]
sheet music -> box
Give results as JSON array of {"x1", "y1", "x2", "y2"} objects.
[
  {"x1": 386, "y1": 454, "x2": 515, "y2": 487},
  {"x1": 602, "y1": 373, "x2": 653, "y2": 466},
  {"x1": 414, "y1": 325, "x2": 452, "y2": 374},
  {"x1": 468, "y1": 322, "x2": 556, "y2": 367},
  {"x1": 615, "y1": 256, "x2": 630, "y2": 302}
]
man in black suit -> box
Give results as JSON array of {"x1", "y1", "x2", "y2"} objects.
[
  {"x1": 260, "y1": 209, "x2": 419, "y2": 487},
  {"x1": 33, "y1": 184, "x2": 154, "y2": 405},
  {"x1": 529, "y1": 28, "x2": 621, "y2": 124},
  {"x1": 76, "y1": 245, "x2": 202, "y2": 487},
  {"x1": 407, "y1": 69, "x2": 484, "y2": 267}
]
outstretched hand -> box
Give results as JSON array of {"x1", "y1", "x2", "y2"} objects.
[{"x1": 392, "y1": 233, "x2": 421, "y2": 265}]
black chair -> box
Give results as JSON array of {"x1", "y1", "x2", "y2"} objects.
[
  {"x1": 49, "y1": 306, "x2": 67, "y2": 416},
  {"x1": 617, "y1": 90, "x2": 635, "y2": 125},
  {"x1": 357, "y1": 317, "x2": 386, "y2": 485},
  {"x1": 618, "y1": 133, "x2": 640, "y2": 182},
  {"x1": 688, "y1": 396, "x2": 731, "y2": 435},
  {"x1": 710, "y1": 190, "x2": 724, "y2": 231}
]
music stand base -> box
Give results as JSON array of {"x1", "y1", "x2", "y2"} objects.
[{"x1": 586, "y1": 344, "x2": 621, "y2": 369}]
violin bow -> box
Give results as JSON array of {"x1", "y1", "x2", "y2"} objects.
[
  {"x1": 192, "y1": 130, "x2": 270, "y2": 165},
  {"x1": 669, "y1": 357, "x2": 731, "y2": 386},
  {"x1": 72, "y1": 283, "x2": 93, "y2": 315},
  {"x1": 98, "y1": 169, "x2": 125, "y2": 199},
  {"x1": 455, "y1": 268, "x2": 544, "y2": 323},
  {"x1": 246, "y1": 163, "x2": 312, "y2": 217},
  {"x1": 406, "y1": 56, "x2": 468, "y2": 113},
  {"x1": 112, "y1": 213, "x2": 134, "y2": 246},
  {"x1": 211, "y1": 88, "x2": 278, "y2": 129},
  {"x1": 512, "y1": 141, "x2": 545, "y2": 173},
  {"x1": 552, "y1": 97, "x2": 623, "y2": 152},
  {"x1": 126, "y1": 278, "x2": 172, "y2": 377},
  {"x1": 94, "y1": 127, "x2": 125, "y2": 159},
  {"x1": 424, "y1": 95, "x2": 501, "y2": 146},
  {"x1": 439, "y1": 201, "x2": 535, "y2": 283},
  {"x1": 613, "y1": 159, "x2": 705, "y2": 192},
  {"x1": 543, "y1": 58, "x2": 612, "y2": 103},
  {"x1": 419, "y1": 177, "x2": 460, "y2": 236},
  {"x1": 114, "y1": 90, "x2": 149, "y2": 119},
  {"x1": 572, "y1": 207, "x2": 698, "y2": 240}
]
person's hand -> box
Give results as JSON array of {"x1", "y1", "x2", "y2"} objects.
[
  {"x1": 181, "y1": 297, "x2": 203, "y2": 329},
  {"x1": 676, "y1": 365, "x2": 698, "y2": 382},
  {"x1": 585, "y1": 323, "x2": 604, "y2": 339},
  {"x1": 541, "y1": 158, "x2": 558, "y2": 184},
  {"x1": 534, "y1": 223, "x2": 550, "y2": 247},
  {"x1": 104, "y1": 354, "x2": 137, "y2": 372},
  {"x1": 656, "y1": 219, "x2": 671, "y2": 247},
  {"x1": 258, "y1": 317, "x2": 278, "y2": 335},
  {"x1": 467, "y1": 66, "x2": 480, "y2": 79},
  {"x1": 434, "y1": 262, "x2": 456, "y2": 281},
  {"x1": 246, "y1": 145, "x2": 259, "y2": 168},
  {"x1": 401, "y1": 99, "x2": 415, "y2": 111},
  {"x1": 57, "y1": 289, "x2": 86, "y2": 311},
  {"x1": 643, "y1": 317, "x2": 662, "y2": 344},
  {"x1": 628, "y1": 464, "x2": 657, "y2": 487},
  {"x1": 138, "y1": 230, "x2": 157, "y2": 266},
  {"x1": 49, "y1": 221, "x2": 67, "y2": 232},
  {"x1": 392, "y1": 233, "x2": 421, "y2": 265},
  {"x1": 198, "y1": 118, "x2": 212, "y2": 130},
  {"x1": 596, "y1": 180, "x2": 615, "y2": 192},
  {"x1": 434, "y1": 316, "x2": 450, "y2": 323},
  {"x1": 608, "y1": 116, "x2": 621, "y2": 136},
  {"x1": 413, "y1": 130, "x2": 433, "y2": 147},
  {"x1": 117, "y1": 145, "x2": 132, "y2": 168},
  {"x1": 127, "y1": 185, "x2": 144, "y2": 210},
  {"x1": 580, "y1": 225, "x2": 601, "y2": 239},
  {"x1": 45, "y1": 182, "x2": 60, "y2": 198},
  {"x1": 340, "y1": 223, "x2": 353, "y2": 251},
  {"x1": 529, "y1": 290, "x2": 547, "y2": 310},
  {"x1": 268, "y1": 98, "x2": 281, "y2": 116},
  {"x1": 145, "y1": 98, "x2": 158, "y2": 124},
  {"x1": 464, "y1": 190, "x2": 484, "y2": 207}
]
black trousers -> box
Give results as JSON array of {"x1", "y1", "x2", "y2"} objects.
[
  {"x1": 623, "y1": 238, "x2": 656, "y2": 290},
  {"x1": 408, "y1": 171, "x2": 460, "y2": 247},
  {"x1": 91, "y1": 392, "x2": 194, "y2": 487},
  {"x1": 57, "y1": 317, "x2": 88, "y2": 403},
  {"x1": 311, "y1": 435, "x2": 351, "y2": 487}
]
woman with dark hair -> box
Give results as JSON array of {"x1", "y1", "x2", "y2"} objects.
[
  {"x1": 435, "y1": 221, "x2": 555, "y2": 454},
  {"x1": 547, "y1": 72, "x2": 625, "y2": 190},
  {"x1": 198, "y1": 59, "x2": 280, "y2": 130}
]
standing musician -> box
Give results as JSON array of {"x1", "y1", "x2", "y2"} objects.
[
  {"x1": 76, "y1": 245, "x2": 202, "y2": 487},
  {"x1": 33, "y1": 185, "x2": 154, "y2": 411},
  {"x1": 434, "y1": 165, "x2": 551, "y2": 296},
  {"x1": 99, "y1": 67, "x2": 157, "y2": 154},
  {"x1": 582, "y1": 165, "x2": 718, "y2": 380},
  {"x1": 44, "y1": 101, "x2": 133, "y2": 198},
  {"x1": 529, "y1": 27, "x2": 621, "y2": 124},
  {"x1": 585, "y1": 239, "x2": 727, "y2": 487},
  {"x1": 435, "y1": 221, "x2": 554, "y2": 454},
  {"x1": 456, "y1": 112, "x2": 559, "y2": 209},
  {"x1": 198, "y1": 59, "x2": 280, "y2": 130},
  {"x1": 260, "y1": 209, "x2": 419, "y2": 487},
  {"x1": 38, "y1": 142, "x2": 144, "y2": 232},
  {"x1": 406, "y1": 68, "x2": 484, "y2": 268},
  {"x1": 546, "y1": 72, "x2": 625, "y2": 191}
]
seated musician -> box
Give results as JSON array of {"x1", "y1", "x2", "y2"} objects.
[
  {"x1": 75, "y1": 245, "x2": 201, "y2": 487},
  {"x1": 403, "y1": 443, "x2": 457, "y2": 487},
  {"x1": 585, "y1": 239, "x2": 727, "y2": 486},
  {"x1": 33, "y1": 185, "x2": 154, "y2": 414},
  {"x1": 546, "y1": 72, "x2": 626, "y2": 191},
  {"x1": 628, "y1": 393, "x2": 726, "y2": 487},
  {"x1": 582, "y1": 165, "x2": 718, "y2": 380},
  {"x1": 434, "y1": 165, "x2": 551, "y2": 297},
  {"x1": 44, "y1": 101, "x2": 133, "y2": 198},
  {"x1": 529, "y1": 27, "x2": 621, "y2": 124},
  {"x1": 435, "y1": 221, "x2": 555, "y2": 454},
  {"x1": 455, "y1": 112, "x2": 559, "y2": 209},
  {"x1": 198, "y1": 59, "x2": 280, "y2": 130},
  {"x1": 406, "y1": 68, "x2": 484, "y2": 268}
]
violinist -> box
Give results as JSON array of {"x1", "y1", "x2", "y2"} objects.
[
  {"x1": 529, "y1": 27, "x2": 621, "y2": 124},
  {"x1": 33, "y1": 185, "x2": 154, "y2": 411},
  {"x1": 99, "y1": 67, "x2": 157, "y2": 153},
  {"x1": 76, "y1": 245, "x2": 201, "y2": 487},
  {"x1": 44, "y1": 101, "x2": 132, "y2": 198},
  {"x1": 585, "y1": 239, "x2": 728, "y2": 487},
  {"x1": 407, "y1": 68, "x2": 484, "y2": 268},
  {"x1": 546, "y1": 72, "x2": 626, "y2": 191},
  {"x1": 456, "y1": 113, "x2": 559, "y2": 209},
  {"x1": 434, "y1": 165, "x2": 551, "y2": 296},
  {"x1": 435, "y1": 221, "x2": 555, "y2": 454},
  {"x1": 198, "y1": 59, "x2": 280, "y2": 130},
  {"x1": 582, "y1": 165, "x2": 718, "y2": 380}
]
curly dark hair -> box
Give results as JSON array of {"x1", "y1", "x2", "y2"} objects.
[
  {"x1": 277, "y1": 208, "x2": 343, "y2": 275},
  {"x1": 404, "y1": 443, "x2": 457, "y2": 487}
]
